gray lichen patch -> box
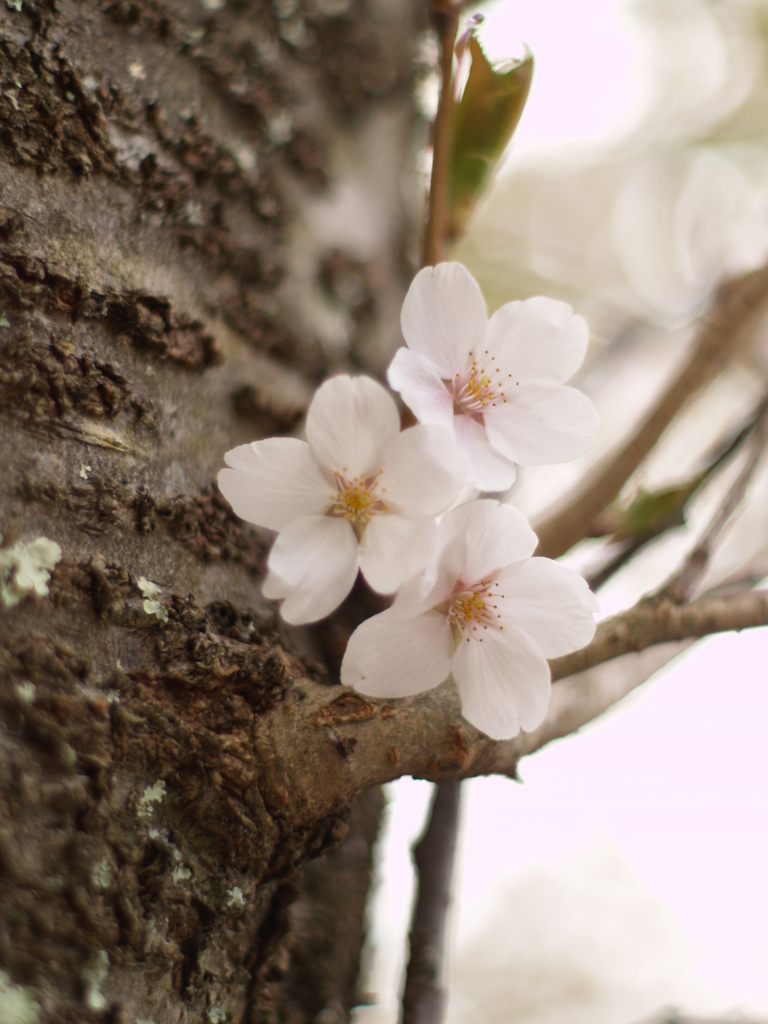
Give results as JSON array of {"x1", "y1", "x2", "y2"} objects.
[
  {"x1": 91, "y1": 856, "x2": 112, "y2": 890},
  {"x1": 226, "y1": 886, "x2": 245, "y2": 911},
  {"x1": 137, "y1": 779, "x2": 167, "y2": 818},
  {"x1": 0, "y1": 535, "x2": 62, "y2": 608},
  {"x1": 81, "y1": 950, "x2": 109, "y2": 1012},
  {"x1": 0, "y1": 970, "x2": 39, "y2": 1024},
  {"x1": 137, "y1": 577, "x2": 169, "y2": 622}
]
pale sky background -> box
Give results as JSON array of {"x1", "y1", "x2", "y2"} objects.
[
  {"x1": 353, "y1": 1, "x2": 768, "y2": 1022},
  {"x1": 476, "y1": 0, "x2": 643, "y2": 151}
]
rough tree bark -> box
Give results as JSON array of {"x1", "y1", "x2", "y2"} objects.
[
  {"x1": 4, "y1": 1, "x2": 768, "y2": 1022},
  {"x1": 0, "y1": 0, "x2": 422, "y2": 1019}
]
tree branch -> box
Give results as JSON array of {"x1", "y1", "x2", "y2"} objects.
[
  {"x1": 401, "y1": 783, "x2": 462, "y2": 1024},
  {"x1": 548, "y1": 588, "x2": 768, "y2": 681},
  {"x1": 661, "y1": 395, "x2": 768, "y2": 602},
  {"x1": 485, "y1": 586, "x2": 768, "y2": 774},
  {"x1": 535, "y1": 264, "x2": 768, "y2": 560},
  {"x1": 275, "y1": 589, "x2": 768, "y2": 811},
  {"x1": 585, "y1": 396, "x2": 768, "y2": 591}
]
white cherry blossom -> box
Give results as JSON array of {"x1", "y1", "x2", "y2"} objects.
[
  {"x1": 388, "y1": 262, "x2": 599, "y2": 491},
  {"x1": 217, "y1": 374, "x2": 467, "y2": 625},
  {"x1": 341, "y1": 500, "x2": 598, "y2": 740}
]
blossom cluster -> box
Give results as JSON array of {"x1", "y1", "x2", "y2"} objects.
[{"x1": 218, "y1": 263, "x2": 599, "y2": 739}]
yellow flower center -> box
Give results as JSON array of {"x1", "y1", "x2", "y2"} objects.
[
  {"x1": 452, "y1": 351, "x2": 518, "y2": 417},
  {"x1": 447, "y1": 580, "x2": 504, "y2": 643},
  {"x1": 329, "y1": 470, "x2": 388, "y2": 539}
]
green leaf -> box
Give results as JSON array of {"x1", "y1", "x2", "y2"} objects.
[
  {"x1": 616, "y1": 483, "x2": 698, "y2": 540},
  {"x1": 447, "y1": 36, "x2": 533, "y2": 241}
]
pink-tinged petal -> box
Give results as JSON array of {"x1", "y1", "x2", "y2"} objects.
[
  {"x1": 484, "y1": 383, "x2": 598, "y2": 466},
  {"x1": 453, "y1": 414, "x2": 516, "y2": 491},
  {"x1": 391, "y1": 514, "x2": 469, "y2": 619},
  {"x1": 380, "y1": 424, "x2": 467, "y2": 517},
  {"x1": 358, "y1": 515, "x2": 437, "y2": 594},
  {"x1": 495, "y1": 557, "x2": 598, "y2": 658},
  {"x1": 485, "y1": 297, "x2": 589, "y2": 385},
  {"x1": 400, "y1": 264, "x2": 487, "y2": 379},
  {"x1": 341, "y1": 608, "x2": 453, "y2": 698},
  {"x1": 306, "y1": 375, "x2": 400, "y2": 478},
  {"x1": 387, "y1": 348, "x2": 455, "y2": 431},
  {"x1": 438, "y1": 499, "x2": 538, "y2": 585},
  {"x1": 263, "y1": 515, "x2": 359, "y2": 624},
  {"x1": 451, "y1": 625, "x2": 551, "y2": 738},
  {"x1": 218, "y1": 438, "x2": 332, "y2": 531},
  {"x1": 390, "y1": 570, "x2": 437, "y2": 618}
]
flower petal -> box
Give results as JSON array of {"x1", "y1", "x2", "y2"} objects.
[
  {"x1": 495, "y1": 557, "x2": 598, "y2": 658},
  {"x1": 263, "y1": 515, "x2": 359, "y2": 624},
  {"x1": 306, "y1": 375, "x2": 401, "y2": 478},
  {"x1": 453, "y1": 414, "x2": 516, "y2": 491},
  {"x1": 358, "y1": 515, "x2": 437, "y2": 594},
  {"x1": 484, "y1": 383, "x2": 598, "y2": 466},
  {"x1": 390, "y1": 567, "x2": 440, "y2": 618},
  {"x1": 387, "y1": 348, "x2": 455, "y2": 431},
  {"x1": 452, "y1": 625, "x2": 551, "y2": 738},
  {"x1": 218, "y1": 439, "x2": 332, "y2": 530},
  {"x1": 485, "y1": 297, "x2": 589, "y2": 384},
  {"x1": 341, "y1": 607, "x2": 453, "y2": 698},
  {"x1": 438, "y1": 499, "x2": 538, "y2": 585},
  {"x1": 380, "y1": 424, "x2": 467, "y2": 517},
  {"x1": 400, "y1": 264, "x2": 487, "y2": 379}
]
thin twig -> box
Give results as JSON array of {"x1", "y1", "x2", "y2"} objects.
[
  {"x1": 586, "y1": 394, "x2": 768, "y2": 592},
  {"x1": 548, "y1": 588, "x2": 768, "y2": 682},
  {"x1": 535, "y1": 263, "x2": 768, "y2": 560},
  {"x1": 401, "y1": 782, "x2": 462, "y2": 1024},
  {"x1": 421, "y1": 3, "x2": 459, "y2": 268},
  {"x1": 489, "y1": 585, "x2": 768, "y2": 774},
  {"x1": 661, "y1": 395, "x2": 768, "y2": 602},
  {"x1": 585, "y1": 534, "x2": 657, "y2": 592}
]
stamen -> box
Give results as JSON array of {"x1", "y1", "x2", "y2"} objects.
[
  {"x1": 451, "y1": 354, "x2": 511, "y2": 417},
  {"x1": 447, "y1": 579, "x2": 503, "y2": 642},
  {"x1": 328, "y1": 470, "x2": 388, "y2": 538}
]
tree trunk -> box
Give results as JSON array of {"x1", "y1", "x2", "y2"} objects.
[{"x1": 0, "y1": 0, "x2": 421, "y2": 1018}]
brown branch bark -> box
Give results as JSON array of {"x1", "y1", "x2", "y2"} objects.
[
  {"x1": 535, "y1": 264, "x2": 768, "y2": 560},
  {"x1": 548, "y1": 588, "x2": 768, "y2": 682},
  {"x1": 261, "y1": 589, "x2": 768, "y2": 806},
  {"x1": 401, "y1": 783, "x2": 462, "y2": 1024}
]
